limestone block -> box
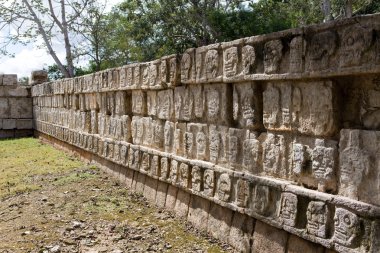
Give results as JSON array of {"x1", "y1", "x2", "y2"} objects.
[
  {"x1": 128, "y1": 147, "x2": 140, "y2": 171},
  {"x1": 251, "y1": 221, "x2": 288, "y2": 253},
  {"x1": 10, "y1": 97, "x2": 32, "y2": 119},
  {"x1": 261, "y1": 132, "x2": 291, "y2": 179},
  {"x1": 306, "y1": 31, "x2": 337, "y2": 72},
  {"x1": 164, "y1": 121, "x2": 175, "y2": 153},
  {"x1": 143, "y1": 176, "x2": 157, "y2": 204},
  {"x1": 3, "y1": 119, "x2": 16, "y2": 129},
  {"x1": 187, "y1": 195, "x2": 210, "y2": 231},
  {"x1": 242, "y1": 132, "x2": 262, "y2": 175},
  {"x1": 235, "y1": 178, "x2": 250, "y2": 208},
  {"x1": 185, "y1": 123, "x2": 208, "y2": 160},
  {"x1": 173, "y1": 190, "x2": 190, "y2": 218},
  {"x1": 306, "y1": 201, "x2": 330, "y2": 239},
  {"x1": 134, "y1": 172, "x2": 146, "y2": 194},
  {"x1": 178, "y1": 163, "x2": 190, "y2": 189},
  {"x1": 146, "y1": 91, "x2": 157, "y2": 116},
  {"x1": 152, "y1": 119, "x2": 164, "y2": 150},
  {"x1": 119, "y1": 65, "x2": 128, "y2": 87},
  {"x1": 174, "y1": 86, "x2": 194, "y2": 121},
  {"x1": 204, "y1": 83, "x2": 231, "y2": 125},
  {"x1": 173, "y1": 122, "x2": 186, "y2": 156},
  {"x1": 156, "y1": 89, "x2": 174, "y2": 120},
  {"x1": 191, "y1": 166, "x2": 202, "y2": 192},
  {"x1": 279, "y1": 192, "x2": 298, "y2": 227},
  {"x1": 203, "y1": 169, "x2": 215, "y2": 197},
  {"x1": 168, "y1": 159, "x2": 179, "y2": 185},
  {"x1": 140, "y1": 152, "x2": 151, "y2": 174},
  {"x1": 228, "y1": 128, "x2": 248, "y2": 170},
  {"x1": 339, "y1": 129, "x2": 380, "y2": 206},
  {"x1": 207, "y1": 203, "x2": 233, "y2": 242},
  {"x1": 263, "y1": 81, "x2": 337, "y2": 136},
  {"x1": 131, "y1": 90, "x2": 146, "y2": 115},
  {"x1": 289, "y1": 36, "x2": 305, "y2": 73},
  {"x1": 332, "y1": 208, "x2": 362, "y2": 249},
  {"x1": 180, "y1": 48, "x2": 196, "y2": 84},
  {"x1": 165, "y1": 185, "x2": 178, "y2": 210},
  {"x1": 142, "y1": 117, "x2": 153, "y2": 147},
  {"x1": 155, "y1": 181, "x2": 168, "y2": 208},
  {"x1": 195, "y1": 44, "x2": 223, "y2": 83},
  {"x1": 292, "y1": 137, "x2": 338, "y2": 192},
  {"x1": 250, "y1": 184, "x2": 280, "y2": 217},
  {"x1": 216, "y1": 173, "x2": 232, "y2": 202},
  {"x1": 0, "y1": 130, "x2": 14, "y2": 138},
  {"x1": 167, "y1": 55, "x2": 180, "y2": 87},
  {"x1": 150, "y1": 155, "x2": 160, "y2": 177},
  {"x1": 115, "y1": 91, "x2": 130, "y2": 116},
  {"x1": 159, "y1": 157, "x2": 170, "y2": 181},
  {"x1": 338, "y1": 24, "x2": 372, "y2": 68},
  {"x1": 264, "y1": 40, "x2": 284, "y2": 74},
  {"x1": 16, "y1": 119, "x2": 33, "y2": 129},
  {"x1": 2, "y1": 74, "x2": 17, "y2": 86},
  {"x1": 131, "y1": 116, "x2": 144, "y2": 145},
  {"x1": 233, "y1": 82, "x2": 262, "y2": 129},
  {"x1": 209, "y1": 125, "x2": 229, "y2": 165},
  {"x1": 287, "y1": 235, "x2": 324, "y2": 253},
  {"x1": 222, "y1": 41, "x2": 241, "y2": 80},
  {"x1": 30, "y1": 71, "x2": 47, "y2": 85},
  {"x1": 228, "y1": 213, "x2": 254, "y2": 253},
  {"x1": 8, "y1": 86, "x2": 29, "y2": 97},
  {"x1": 0, "y1": 98, "x2": 10, "y2": 119}
]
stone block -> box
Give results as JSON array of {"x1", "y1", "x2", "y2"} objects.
[
  {"x1": 3, "y1": 119, "x2": 16, "y2": 129},
  {"x1": 173, "y1": 189, "x2": 190, "y2": 218},
  {"x1": 133, "y1": 172, "x2": 146, "y2": 194},
  {"x1": 16, "y1": 119, "x2": 33, "y2": 129},
  {"x1": 2, "y1": 74, "x2": 17, "y2": 86},
  {"x1": 228, "y1": 212, "x2": 255, "y2": 253},
  {"x1": 187, "y1": 195, "x2": 210, "y2": 231},
  {"x1": 131, "y1": 90, "x2": 146, "y2": 115},
  {"x1": 165, "y1": 185, "x2": 178, "y2": 210},
  {"x1": 7, "y1": 86, "x2": 29, "y2": 97},
  {"x1": 204, "y1": 83, "x2": 231, "y2": 125},
  {"x1": 263, "y1": 81, "x2": 337, "y2": 136},
  {"x1": 233, "y1": 82, "x2": 262, "y2": 129},
  {"x1": 207, "y1": 203, "x2": 233, "y2": 242},
  {"x1": 0, "y1": 98, "x2": 9, "y2": 118},
  {"x1": 251, "y1": 221, "x2": 288, "y2": 253},
  {"x1": 143, "y1": 176, "x2": 157, "y2": 203},
  {"x1": 292, "y1": 136, "x2": 338, "y2": 192},
  {"x1": 156, "y1": 181, "x2": 168, "y2": 208},
  {"x1": 30, "y1": 70, "x2": 47, "y2": 85},
  {"x1": 287, "y1": 235, "x2": 325, "y2": 253},
  {"x1": 339, "y1": 129, "x2": 380, "y2": 206},
  {"x1": 9, "y1": 97, "x2": 32, "y2": 118}
]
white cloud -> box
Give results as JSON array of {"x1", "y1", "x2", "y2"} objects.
[{"x1": 0, "y1": 47, "x2": 64, "y2": 78}]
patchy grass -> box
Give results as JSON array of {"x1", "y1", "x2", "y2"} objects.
[
  {"x1": 0, "y1": 138, "x2": 229, "y2": 252},
  {"x1": 0, "y1": 138, "x2": 82, "y2": 199}
]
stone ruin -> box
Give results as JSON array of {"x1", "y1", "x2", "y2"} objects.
[
  {"x1": 0, "y1": 74, "x2": 33, "y2": 138},
  {"x1": 6, "y1": 14, "x2": 380, "y2": 252}
]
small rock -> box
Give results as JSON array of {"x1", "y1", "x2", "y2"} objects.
[
  {"x1": 132, "y1": 235, "x2": 143, "y2": 240},
  {"x1": 50, "y1": 245, "x2": 61, "y2": 253},
  {"x1": 21, "y1": 231, "x2": 31, "y2": 236}
]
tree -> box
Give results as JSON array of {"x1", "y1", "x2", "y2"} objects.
[{"x1": 0, "y1": 0, "x2": 101, "y2": 78}]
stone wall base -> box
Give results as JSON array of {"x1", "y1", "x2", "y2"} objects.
[
  {"x1": 35, "y1": 131, "x2": 334, "y2": 253},
  {"x1": 0, "y1": 129, "x2": 34, "y2": 139}
]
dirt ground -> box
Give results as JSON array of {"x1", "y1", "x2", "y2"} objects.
[{"x1": 0, "y1": 138, "x2": 231, "y2": 253}]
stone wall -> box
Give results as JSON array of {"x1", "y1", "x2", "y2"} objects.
[
  {"x1": 0, "y1": 74, "x2": 33, "y2": 138},
  {"x1": 31, "y1": 14, "x2": 380, "y2": 253}
]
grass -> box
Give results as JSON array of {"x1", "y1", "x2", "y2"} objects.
[{"x1": 0, "y1": 137, "x2": 83, "y2": 199}]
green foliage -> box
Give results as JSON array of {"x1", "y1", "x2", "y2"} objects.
[{"x1": 44, "y1": 64, "x2": 92, "y2": 81}]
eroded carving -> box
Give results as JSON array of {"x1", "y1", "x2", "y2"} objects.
[
  {"x1": 306, "y1": 201, "x2": 329, "y2": 238},
  {"x1": 264, "y1": 40, "x2": 283, "y2": 74}
]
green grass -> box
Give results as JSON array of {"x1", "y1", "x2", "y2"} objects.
[{"x1": 0, "y1": 137, "x2": 83, "y2": 199}]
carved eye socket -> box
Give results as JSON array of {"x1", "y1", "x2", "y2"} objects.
[{"x1": 344, "y1": 214, "x2": 351, "y2": 225}]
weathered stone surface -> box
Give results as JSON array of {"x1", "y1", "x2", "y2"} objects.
[
  {"x1": 287, "y1": 235, "x2": 325, "y2": 253},
  {"x1": 207, "y1": 203, "x2": 233, "y2": 242},
  {"x1": 339, "y1": 129, "x2": 380, "y2": 206},
  {"x1": 173, "y1": 190, "x2": 190, "y2": 218},
  {"x1": 251, "y1": 221, "x2": 288, "y2": 253},
  {"x1": 187, "y1": 195, "x2": 210, "y2": 231},
  {"x1": 228, "y1": 212, "x2": 254, "y2": 252}
]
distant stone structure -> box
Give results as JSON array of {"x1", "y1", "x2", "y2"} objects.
[
  {"x1": 0, "y1": 74, "x2": 34, "y2": 138},
  {"x1": 28, "y1": 14, "x2": 380, "y2": 252}
]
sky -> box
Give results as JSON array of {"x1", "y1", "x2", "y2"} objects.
[{"x1": 0, "y1": 0, "x2": 123, "y2": 79}]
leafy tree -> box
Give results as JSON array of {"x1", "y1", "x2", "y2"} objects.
[
  {"x1": 44, "y1": 64, "x2": 92, "y2": 80},
  {"x1": 0, "y1": 0, "x2": 101, "y2": 78}
]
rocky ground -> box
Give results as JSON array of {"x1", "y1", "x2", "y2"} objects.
[{"x1": 0, "y1": 138, "x2": 231, "y2": 253}]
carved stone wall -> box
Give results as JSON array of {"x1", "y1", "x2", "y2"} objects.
[
  {"x1": 32, "y1": 15, "x2": 380, "y2": 253},
  {"x1": 0, "y1": 74, "x2": 33, "y2": 138}
]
